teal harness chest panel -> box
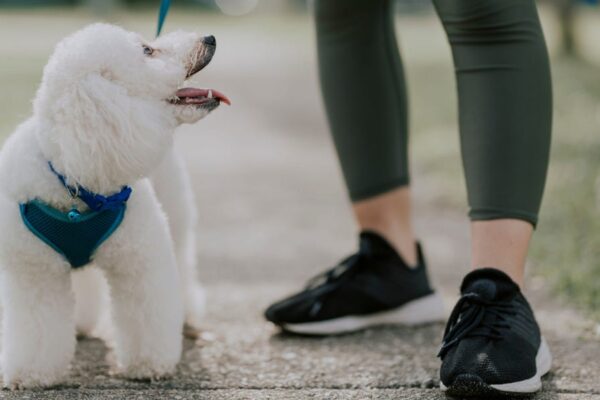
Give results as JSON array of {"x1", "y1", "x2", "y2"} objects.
[{"x1": 20, "y1": 200, "x2": 126, "y2": 268}]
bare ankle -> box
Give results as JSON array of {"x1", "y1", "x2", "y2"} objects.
[
  {"x1": 471, "y1": 219, "x2": 533, "y2": 288},
  {"x1": 353, "y1": 187, "x2": 417, "y2": 266}
]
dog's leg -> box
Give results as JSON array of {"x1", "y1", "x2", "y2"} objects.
[
  {"x1": 0, "y1": 261, "x2": 74, "y2": 388},
  {"x1": 177, "y1": 229, "x2": 205, "y2": 337},
  {"x1": 102, "y1": 261, "x2": 182, "y2": 379},
  {"x1": 72, "y1": 265, "x2": 111, "y2": 338},
  {"x1": 96, "y1": 180, "x2": 184, "y2": 380},
  {"x1": 150, "y1": 146, "x2": 205, "y2": 334}
]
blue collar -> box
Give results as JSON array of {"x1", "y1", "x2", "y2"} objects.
[{"x1": 48, "y1": 162, "x2": 132, "y2": 212}]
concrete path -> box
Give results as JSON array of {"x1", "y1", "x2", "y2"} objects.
[{"x1": 2, "y1": 11, "x2": 599, "y2": 400}]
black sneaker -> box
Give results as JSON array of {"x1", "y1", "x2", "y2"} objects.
[
  {"x1": 264, "y1": 231, "x2": 445, "y2": 335},
  {"x1": 438, "y1": 268, "x2": 552, "y2": 397}
]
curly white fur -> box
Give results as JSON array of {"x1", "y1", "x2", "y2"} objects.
[{"x1": 0, "y1": 23, "x2": 218, "y2": 388}]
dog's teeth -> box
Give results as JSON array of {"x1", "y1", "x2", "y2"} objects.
[{"x1": 208, "y1": 90, "x2": 213, "y2": 99}]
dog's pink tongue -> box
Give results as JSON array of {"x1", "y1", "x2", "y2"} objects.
[{"x1": 175, "y1": 87, "x2": 231, "y2": 105}]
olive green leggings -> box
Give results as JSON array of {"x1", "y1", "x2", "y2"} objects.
[{"x1": 315, "y1": 0, "x2": 552, "y2": 226}]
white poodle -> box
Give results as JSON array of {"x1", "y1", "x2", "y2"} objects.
[{"x1": 0, "y1": 23, "x2": 229, "y2": 388}]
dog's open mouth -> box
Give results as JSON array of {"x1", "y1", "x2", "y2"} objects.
[{"x1": 168, "y1": 87, "x2": 231, "y2": 107}]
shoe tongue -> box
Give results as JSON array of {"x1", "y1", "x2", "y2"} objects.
[
  {"x1": 460, "y1": 268, "x2": 520, "y2": 301},
  {"x1": 358, "y1": 231, "x2": 400, "y2": 258},
  {"x1": 465, "y1": 279, "x2": 498, "y2": 301}
]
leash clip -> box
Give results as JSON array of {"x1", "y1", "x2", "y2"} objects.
[{"x1": 67, "y1": 185, "x2": 79, "y2": 199}]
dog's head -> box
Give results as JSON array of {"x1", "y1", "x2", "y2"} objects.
[{"x1": 34, "y1": 23, "x2": 229, "y2": 191}]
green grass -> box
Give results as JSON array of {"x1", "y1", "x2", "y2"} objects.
[
  {"x1": 409, "y1": 58, "x2": 600, "y2": 320},
  {"x1": 530, "y1": 58, "x2": 600, "y2": 318},
  {"x1": 409, "y1": 58, "x2": 600, "y2": 319},
  {"x1": 408, "y1": 58, "x2": 600, "y2": 319}
]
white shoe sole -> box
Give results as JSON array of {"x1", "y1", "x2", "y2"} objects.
[
  {"x1": 440, "y1": 337, "x2": 552, "y2": 395},
  {"x1": 280, "y1": 292, "x2": 446, "y2": 335}
]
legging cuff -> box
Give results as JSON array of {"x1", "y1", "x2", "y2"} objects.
[
  {"x1": 469, "y1": 208, "x2": 538, "y2": 228},
  {"x1": 349, "y1": 176, "x2": 410, "y2": 203}
]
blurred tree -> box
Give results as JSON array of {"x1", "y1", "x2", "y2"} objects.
[
  {"x1": 0, "y1": 0, "x2": 75, "y2": 5},
  {"x1": 551, "y1": 0, "x2": 598, "y2": 57},
  {"x1": 556, "y1": 0, "x2": 576, "y2": 55},
  {"x1": 84, "y1": 0, "x2": 121, "y2": 17},
  {"x1": 396, "y1": 0, "x2": 432, "y2": 13}
]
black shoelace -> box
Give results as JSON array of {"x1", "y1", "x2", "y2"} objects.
[{"x1": 438, "y1": 292, "x2": 515, "y2": 358}]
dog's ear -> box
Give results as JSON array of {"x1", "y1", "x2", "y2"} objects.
[
  {"x1": 55, "y1": 72, "x2": 133, "y2": 141},
  {"x1": 46, "y1": 71, "x2": 173, "y2": 187},
  {"x1": 46, "y1": 72, "x2": 138, "y2": 185}
]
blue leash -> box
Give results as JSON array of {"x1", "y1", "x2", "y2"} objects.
[{"x1": 156, "y1": 0, "x2": 171, "y2": 37}]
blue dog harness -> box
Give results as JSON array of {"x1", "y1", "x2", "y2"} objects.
[{"x1": 19, "y1": 163, "x2": 132, "y2": 268}]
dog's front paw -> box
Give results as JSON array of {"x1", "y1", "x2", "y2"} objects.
[
  {"x1": 111, "y1": 362, "x2": 176, "y2": 382},
  {"x1": 4, "y1": 380, "x2": 38, "y2": 391},
  {"x1": 3, "y1": 371, "x2": 68, "y2": 390},
  {"x1": 184, "y1": 283, "x2": 206, "y2": 330}
]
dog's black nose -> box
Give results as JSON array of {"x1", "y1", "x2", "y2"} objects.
[{"x1": 202, "y1": 35, "x2": 216, "y2": 46}]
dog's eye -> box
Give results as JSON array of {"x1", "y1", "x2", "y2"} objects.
[{"x1": 142, "y1": 45, "x2": 154, "y2": 56}]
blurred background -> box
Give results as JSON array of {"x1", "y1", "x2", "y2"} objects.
[{"x1": 1, "y1": 0, "x2": 599, "y2": 323}]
